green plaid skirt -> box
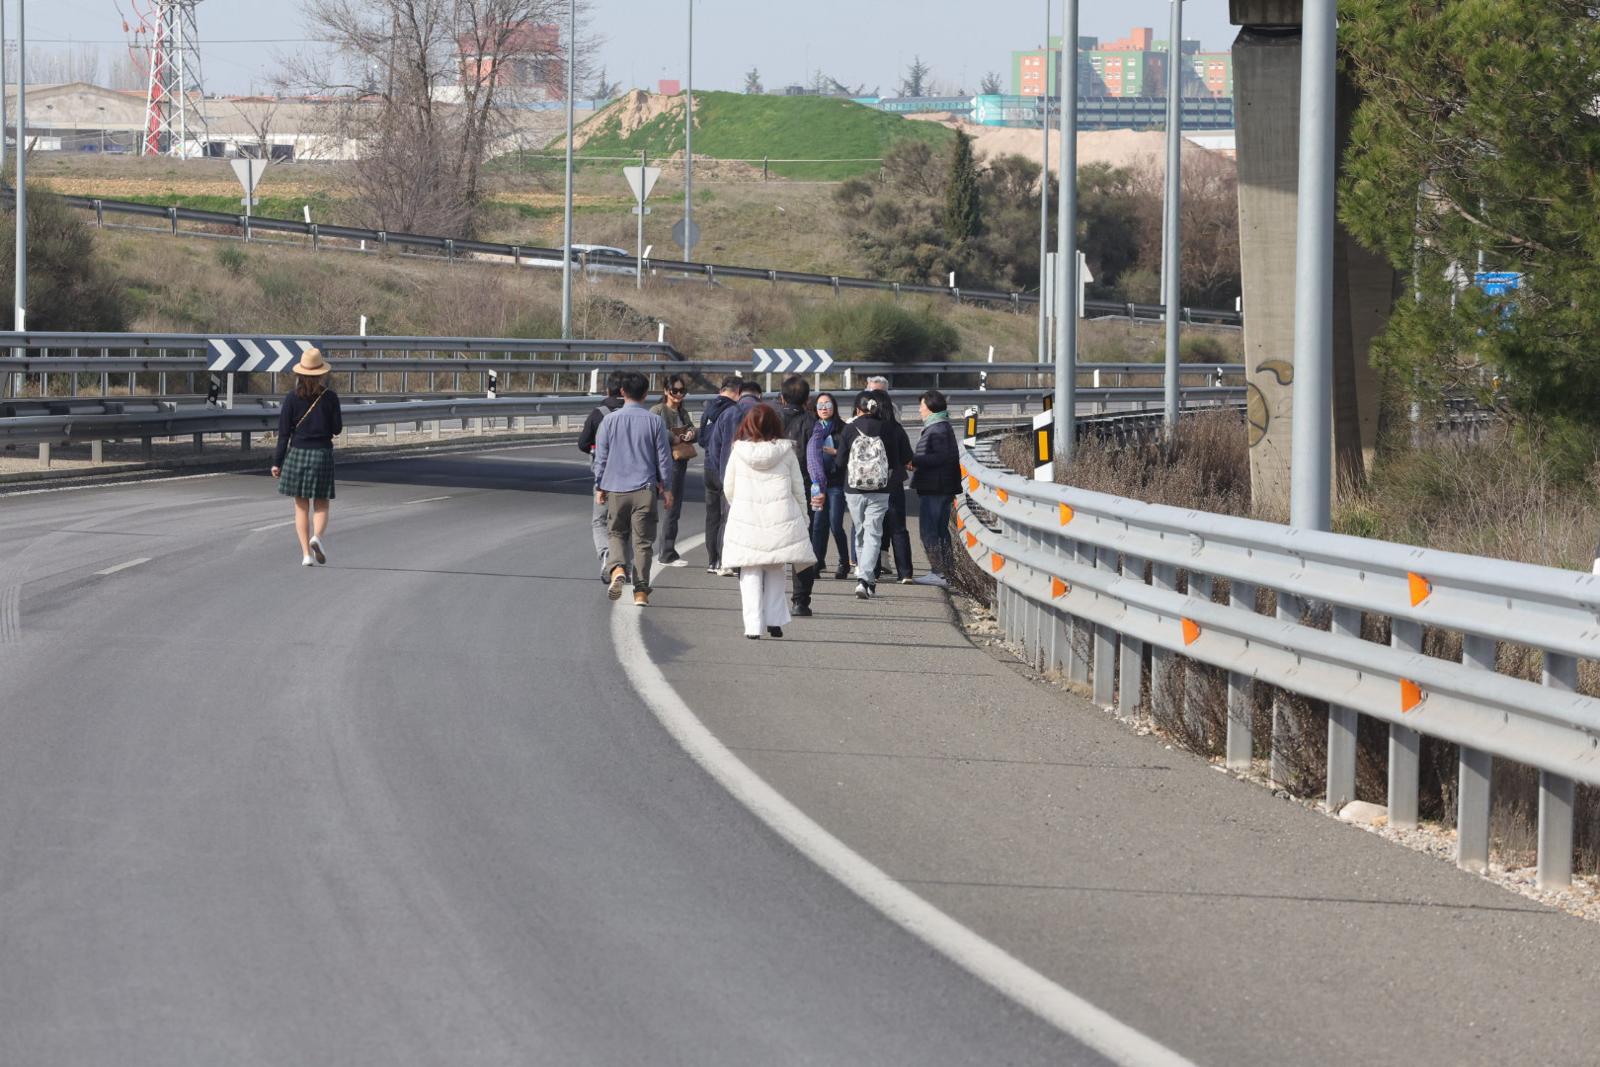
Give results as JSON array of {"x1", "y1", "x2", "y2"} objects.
[{"x1": 277, "y1": 446, "x2": 336, "y2": 500}]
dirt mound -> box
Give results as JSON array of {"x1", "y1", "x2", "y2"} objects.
[
  {"x1": 574, "y1": 89, "x2": 685, "y2": 150},
  {"x1": 907, "y1": 114, "x2": 1223, "y2": 175}
]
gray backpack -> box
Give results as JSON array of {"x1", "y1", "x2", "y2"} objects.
[{"x1": 847, "y1": 432, "x2": 890, "y2": 491}]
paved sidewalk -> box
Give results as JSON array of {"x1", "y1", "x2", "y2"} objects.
[{"x1": 639, "y1": 524, "x2": 1600, "y2": 1066}]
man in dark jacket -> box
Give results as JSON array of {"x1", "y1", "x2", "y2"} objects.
[
  {"x1": 702, "y1": 379, "x2": 761, "y2": 575},
  {"x1": 774, "y1": 375, "x2": 821, "y2": 616},
  {"x1": 866, "y1": 377, "x2": 915, "y2": 583},
  {"x1": 909, "y1": 388, "x2": 961, "y2": 588},
  {"x1": 698, "y1": 377, "x2": 742, "y2": 573},
  {"x1": 580, "y1": 371, "x2": 628, "y2": 581}
]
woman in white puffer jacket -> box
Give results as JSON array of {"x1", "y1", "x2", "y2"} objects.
[{"x1": 722, "y1": 402, "x2": 818, "y2": 639}]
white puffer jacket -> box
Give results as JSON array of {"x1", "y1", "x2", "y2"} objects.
[{"x1": 721, "y1": 439, "x2": 818, "y2": 569}]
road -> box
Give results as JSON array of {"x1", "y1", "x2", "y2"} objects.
[{"x1": 0, "y1": 445, "x2": 1098, "y2": 1066}]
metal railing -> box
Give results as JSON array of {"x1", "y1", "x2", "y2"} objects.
[
  {"x1": 956, "y1": 445, "x2": 1600, "y2": 891},
  {"x1": 46, "y1": 192, "x2": 1244, "y2": 326}
]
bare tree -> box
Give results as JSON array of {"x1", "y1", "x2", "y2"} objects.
[
  {"x1": 232, "y1": 99, "x2": 281, "y2": 158},
  {"x1": 589, "y1": 65, "x2": 620, "y2": 101},
  {"x1": 26, "y1": 46, "x2": 102, "y2": 85},
  {"x1": 290, "y1": 0, "x2": 596, "y2": 235},
  {"x1": 743, "y1": 67, "x2": 763, "y2": 95}
]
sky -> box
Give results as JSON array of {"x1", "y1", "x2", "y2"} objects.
[{"x1": 24, "y1": 0, "x2": 1241, "y2": 97}]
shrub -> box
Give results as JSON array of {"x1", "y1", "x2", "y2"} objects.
[
  {"x1": 216, "y1": 244, "x2": 249, "y2": 277},
  {"x1": 786, "y1": 299, "x2": 959, "y2": 366},
  {"x1": 0, "y1": 187, "x2": 127, "y2": 331}
]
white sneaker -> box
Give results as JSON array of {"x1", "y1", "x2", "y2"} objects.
[
  {"x1": 301, "y1": 555, "x2": 315, "y2": 567},
  {"x1": 309, "y1": 536, "x2": 327, "y2": 565},
  {"x1": 855, "y1": 580, "x2": 869, "y2": 600},
  {"x1": 716, "y1": 567, "x2": 736, "y2": 578},
  {"x1": 913, "y1": 573, "x2": 950, "y2": 588},
  {"x1": 664, "y1": 558, "x2": 689, "y2": 568}
]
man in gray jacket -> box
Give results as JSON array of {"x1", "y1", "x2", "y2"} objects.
[{"x1": 593, "y1": 372, "x2": 675, "y2": 606}]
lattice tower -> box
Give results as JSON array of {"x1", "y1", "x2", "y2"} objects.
[{"x1": 140, "y1": 0, "x2": 209, "y2": 157}]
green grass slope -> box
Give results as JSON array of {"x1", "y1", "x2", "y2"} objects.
[{"x1": 560, "y1": 91, "x2": 955, "y2": 180}]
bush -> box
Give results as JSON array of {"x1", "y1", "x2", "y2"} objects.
[
  {"x1": 216, "y1": 244, "x2": 248, "y2": 277},
  {"x1": 0, "y1": 187, "x2": 127, "y2": 331},
  {"x1": 785, "y1": 299, "x2": 959, "y2": 366}
]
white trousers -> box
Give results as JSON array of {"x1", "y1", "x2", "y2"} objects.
[{"x1": 739, "y1": 564, "x2": 792, "y2": 635}]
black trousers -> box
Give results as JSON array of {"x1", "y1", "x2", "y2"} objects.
[
  {"x1": 704, "y1": 474, "x2": 727, "y2": 568},
  {"x1": 883, "y1": 485, "x2": 914, "y2": 580}
]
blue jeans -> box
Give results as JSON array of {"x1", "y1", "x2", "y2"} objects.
[
  {"x1": 810, "y1": 485, "x2": 849, "y2": 568},
  {"x1": 918, "y1": 493, "x2": 955, "y2": 577},
  {"x1": 847, "y1": 492, "x2": 889, "y2": 584}
]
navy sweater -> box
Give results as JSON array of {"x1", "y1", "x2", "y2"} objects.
[{"x1": 274, "y1": 389, "x2": 344, "y2": 466}]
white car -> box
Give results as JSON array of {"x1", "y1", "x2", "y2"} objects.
[{"x1": 517, "y1": 243, "x2": 636, "y2": 277}]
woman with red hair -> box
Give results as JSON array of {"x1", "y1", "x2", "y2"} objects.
[{"x1": 721, "y1": 403, "x2": 817, "y2": 638}]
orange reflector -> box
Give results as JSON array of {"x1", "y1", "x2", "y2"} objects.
[
  {"x1": 996, "y1": 489, "x2": 1009, "y2": 503},
  {"x1": 990, "y1": 555, "x2": 1006, "y2": 573},
  {"x1": 1400, "y1": 679, "x2": 1423, "y2": 713},
  {"x1": 1408, "y1": 572, "x2": 1432, "y2": 607},
  {"x1": 1051, "y1": 576, "x2": 1068, "y2": 599},
  {"x1": 965, "y1": 531, "x2": 977, "y2": 549},
  {"x1": 1182, "y1": 618, "x2": 1201, "y2": 646},
  {"x1": 1059, "y1": 503, "x2": 1074, "y2": 526},
  {"x1": 960, "y1": 464, "x2": 969, "y2": 479},
  {"x1": 956, "y1": 513, "x2": 966, "y2": 530},
  {"x1": 967, "y1": 476, "x2": 979, "y2": 493}
]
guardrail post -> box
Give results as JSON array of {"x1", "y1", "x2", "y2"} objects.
[
  {"x1": 1118, "y1": 554, "x2": 1146, "y2": 718},
  {"x1": 832, "y1": 276, "x2": 841, "y2": 299},
  {"x1": 1539, "y1": 652, "x2": 1578, "y2": 889},
  {"x1": 1150, "y1": 562, "x2": 1180, "y2": 721},
  {"x1": 310, "y1": 223, "x2": 320, "y2": 253},
  {"x1": 379, "y1": 231, "x2": 388, "y2": 253},
  {"x1": 240, "y1": 431, "x2": 251, "y2": 452},
  {"x1": 430, "y1": 420, "x2": 441, "y2": 440},
  {"x1": 1092, "y1": 545, "x2": 1116, "y2": 706},
  {"x1": 38, "y1": 442, "x2": 51, "y2": 468},
  {"x1": 1069, "y1": 542, "x2": 1091, "y2": 685},
  {"x1": 89, "y1": 440, "x2": 103, "y2": 464},
  {"x1": 1226, "y1": 581, "x2": 1256, "y2": 770},
  {"x1": 1456, "y1": 634, "x2": 1496, "y2": 872},
  {"x1": 140, "y1": 437, "x2": 152, "y2": 461},
  {"x1": 94, "y1": 199, "x2": 105, "y2": 228},
  {"x1": 513, "y1": 245, "x2": 522, "y2": 267},
  {"x1": 1327, "y1": 605, "x2": 1362, "y2": 810},
  {"x1": 169, "y1": 206, "x2": 179, "y2": 235},
  {"x1": 192, "y1": 433, "x2": 203, "y2": 453},
  {"x1": 707, "y1": 265, "x2": 716, "y2": 287},
  {"x1": 1269, "y1": 591, "x2": 1306, "y2": 786},
  {"x1": 1388, "y1": 618, "x2": 1423, "y2": 828},
  {"x1": 446, "y1": 239, "x2": 455, "y2": 264}
]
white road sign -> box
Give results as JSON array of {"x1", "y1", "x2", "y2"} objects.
[
  {"x1": 752, "y1": 348, "x2": 834, "y2": 374},
  {"x1": 624, "y1": 165, "x2": 661, "y2": 203}
]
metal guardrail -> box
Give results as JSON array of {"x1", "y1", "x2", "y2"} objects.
[
  {"x1": 956, "y1": 444, "x2": 1600, "y2": 892},
  {"x1": 45, "y1": 192, "x2": 1244, "y2": 327}
]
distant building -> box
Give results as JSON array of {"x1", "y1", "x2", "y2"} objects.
[
  {"x1": 1012, "y1": 29, "x2": 1232, "y2": 102},
  {"x1": 659, "y1": 79, "x2": 682, "y2": 96},
  {"x1": 456, "y1": 22, "x2": 565, "y2": 99}
]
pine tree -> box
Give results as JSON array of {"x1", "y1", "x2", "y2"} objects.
[
  {"x1": 743, "y1": 67, "x2": 763, "y2": 94},
  {"x1": 979, "y1": 71, "x2": 1003, "y2": 96},
  {"x1": 943, "y1": 131, "x2": 982, "y2": 245},
  {"x1": 899, "y1": 56, "x2": 931, "y2": 99}
]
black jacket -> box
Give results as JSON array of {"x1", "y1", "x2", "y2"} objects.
[
  {"x1": 578, "y1": 396, "x2": 625, "y2": 455},
  {"x1": 910, "y1": 417, "x2": 961, "y2": 495},
  {"x1": 836, "y1": 415, "x2": 910, "y2": 492},
  {"x1": 775, "y1": 401, "x2": 818, "y2": 453},
  {"x1": 274, "y1": 389, "x2": 343, "y2": 466}
]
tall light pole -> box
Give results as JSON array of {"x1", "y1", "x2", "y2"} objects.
[
  {"x1": 1, "y1": 2, "x2": 8, "y2": 178},
  {"x1": 559, "y1": 0, "x2": 576, "y2": 339},
  {"x1": 1289, "y1": 0, "x2": 1335, "y2": 531},
  {"x1": 1161, "y1": 0, "x2": 1182, "y2": 434},
  {"x1": 1036, "y1": 1, "x2": 1050, "y2": 363},
  {"x1": 682, "y1": 0, "x2": 693, "y2": 259},
  {"x1": 14, "y1": 0, "x2": 25, "y2": 336},
  {"x1": 1052, "y1": 0, "x2": 1079, "y2": 460}
]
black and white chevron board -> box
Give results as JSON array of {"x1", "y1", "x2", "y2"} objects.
[
  {"x1": 206, "y1": 337, "x2": 315, "y2": 373},
  {"x1": 751, "y1": 348, "x2": 834, "y2": 374}
]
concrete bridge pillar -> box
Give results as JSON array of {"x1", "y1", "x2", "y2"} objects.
[{"x1": 1231, "y1": 0, "x2": 1392, "y2": 516}]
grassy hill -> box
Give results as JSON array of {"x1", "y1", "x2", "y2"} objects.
[{"x1": 556, "y1": 91, "x2": 955, "y2": 180}]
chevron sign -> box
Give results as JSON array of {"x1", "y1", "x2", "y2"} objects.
[
  {"x1": 206, "y1": 337, "x2": 316, "y2": 373},
  {"x1": 751, "y1": 348, "x2": 834, "y2": 374}
]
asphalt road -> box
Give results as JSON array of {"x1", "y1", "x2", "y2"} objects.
[{"x1": 0, "y1": 445, "x2": 1100, "y2": 1066}]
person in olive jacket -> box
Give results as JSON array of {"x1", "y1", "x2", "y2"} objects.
[{"x1": 908, "y1": 388, "x2": 961, "y2": 588}]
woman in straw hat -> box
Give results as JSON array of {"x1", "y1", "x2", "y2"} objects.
[{"x1": 270, "y1": 348, "x2": 343, "y2": 567}]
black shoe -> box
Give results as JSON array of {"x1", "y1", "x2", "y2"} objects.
[
  {"x1": 834, "y1": 564, "x2": 850, "y2": 580},
  {"x1": 768, "y1": 626, "x2": 784, "y2": 638},
  {"x1": 746, "y1": 633, "x2": 761, "y2": 640},
  {"x1": 791, "y1": 603, "x2": 813, "y2": 617}
]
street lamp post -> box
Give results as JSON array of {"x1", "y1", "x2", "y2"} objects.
[
  {"x1": 560, "y1": 0, "x2": 576, "y2": 339},
  {"x1": 683, "y1": 0, "x2": 694, "y2": 260},
  {"x1": 1161, "y1": 0, "x2": 1182, "y2": 435},
  {"x1": 15, "y1": 0, "x2": 25, "y2": 336},
  {"x1": 1053, "y1": 0, "x2": 1079, "y2": 460},
  {"x1": 1036, "y1": 0, "x2": 1050, "y2": 364}
]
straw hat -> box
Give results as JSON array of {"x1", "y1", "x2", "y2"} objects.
[{"x1": 292, "y1": 347, "x2": 330, "y2": 376}]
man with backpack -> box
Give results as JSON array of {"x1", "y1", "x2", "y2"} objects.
[
  {"x1": 699, "y1": 377, "x2": 743, "y2": 574},
  {"x1": 835, "y1": 390, "x2": 909, "y2": 599},
  {"x1": 774, "y1": 375, "x2": 821, "y2": 616},
  {"x1": 701, "y1": 380, "x2": 763, "y2": 576},
  {"x1": 579, "y1": 370, "x2": 628, "y2": 582},
  {"x1": 866, "y1": 376, "x2": 916, "y2": 583}
]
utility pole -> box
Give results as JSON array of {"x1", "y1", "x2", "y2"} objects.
[
  {"x1": 1161, "y1": 0, "x2": 1182, "y2": 435},
  {"x1": 1036, "y1": 0, "x2": 1050, "y2": 364},
  {"x1": 1053, "y1": 0, "x2": 1079, "y2": 460},
  {"x1": 15, "y1": 0, "x2": 25, "y2": 336},
  {"x1": 1, "y1": 1, "x2": 7, "y2": 178},
  {"x1": 560, "y1": 0, "x2": 576, "y2": 339},
  {"x1": 683, "y1": 0, "x2": 693, "y2": 259},
  {"x1": 1289, "y1": 0, "x2": 1335, "y2": 531}
]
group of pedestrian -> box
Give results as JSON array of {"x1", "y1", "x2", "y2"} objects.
[{"x1": 581, "y1": 367, "x2": 961, "y2": 637}]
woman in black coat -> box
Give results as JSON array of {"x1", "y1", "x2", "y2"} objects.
[{"x1": 270, "y1": 348, "x2": 344, "y2": 567}]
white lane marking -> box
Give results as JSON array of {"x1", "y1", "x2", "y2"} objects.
[
  {"x1": 95, "y1": 557, "x2": 152, "y2": 576},
  {"x1": 251, "y1": 520, "x2": 297, "y2": 532},
  {"x1": 612, "y1": 534, "x2": 1194, "y2": 1067},
  {"x1": 404, "y1": 495, "x2": 453, "y2": 505}
]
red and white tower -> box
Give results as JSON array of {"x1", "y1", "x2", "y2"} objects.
[{"x1": 139, "y1": 0, "x2": 208, "y2": 157}]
